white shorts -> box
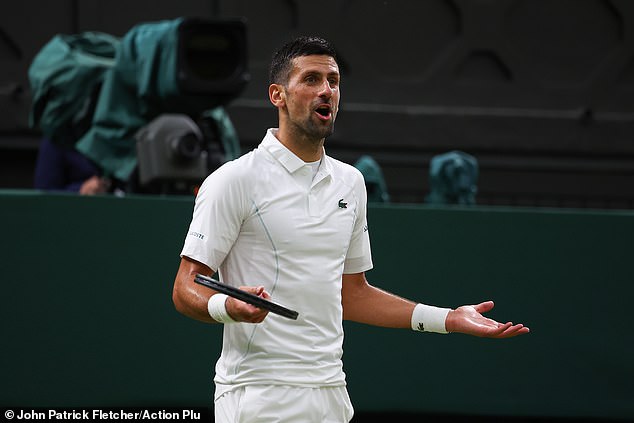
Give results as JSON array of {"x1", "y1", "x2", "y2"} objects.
[{"x1": 214, "y1": 384, "x2": 354, "y2": 423}]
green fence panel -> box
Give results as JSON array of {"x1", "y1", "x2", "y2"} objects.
[{"x1": 1, "y1": 192, "x2": 632, "y2": 420}]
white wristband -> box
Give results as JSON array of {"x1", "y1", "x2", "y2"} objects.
[
  {"x1": 411, "y1": 303, "x2": 451, "y2": 334},
  {"x1": 207, "y1": 294, "x2": 237, "y2": 323}
]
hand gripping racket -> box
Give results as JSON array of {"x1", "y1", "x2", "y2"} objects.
[{"x1": 194, "y1": 274, "x2": 299, "y2": 320}]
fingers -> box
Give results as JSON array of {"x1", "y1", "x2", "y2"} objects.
[
  {"x1": 501, "y1": 323, "x2": 530, "y2": 337},
  {"x1": 226, "y1": 286, "x2": 271, "y2": 323},
  {"x1": 489, "y1": 322, "x2": 530, "y2": 338},
  {"x1": 241, "y1": 285, "x2": 271, "y2": 299},
  {"x1": 470, "y1": 301, "x2": 530, "y2": 338}
]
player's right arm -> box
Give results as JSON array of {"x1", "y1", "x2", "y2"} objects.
[{"x1": 172, "y1": 256, "x2": 270, "y2": 324}]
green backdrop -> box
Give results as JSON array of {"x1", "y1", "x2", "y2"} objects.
[{"x1": 1, "y1": 191, "x2": 632, "y2": 420}]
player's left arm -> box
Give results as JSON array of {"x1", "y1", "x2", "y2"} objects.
[
  {"x1": 341, "y1": 272, "x2": 529, "y2": 338},
  {"x1": 341, "y1": 272, "x2": 416, "y2": 328}
]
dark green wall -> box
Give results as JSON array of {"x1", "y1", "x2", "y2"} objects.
[{"x1": 1, "y1": 192, "x2": 633, "y2": 420}]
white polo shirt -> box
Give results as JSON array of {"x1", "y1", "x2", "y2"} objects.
[{"x1": 180, "y1": 128, "x2": 373, "y2": 394}]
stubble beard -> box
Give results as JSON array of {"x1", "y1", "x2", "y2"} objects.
[{"x1": 293, "y1": 114, "x2": 335, "y2": 145}]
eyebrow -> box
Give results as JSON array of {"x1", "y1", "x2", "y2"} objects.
[{"x1": 298, "y1": 69, "x2": 340, "y2": 79}]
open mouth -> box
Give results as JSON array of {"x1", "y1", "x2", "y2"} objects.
[{"x1": 315, "y1": 104, "x2": 332, "y2": 119}]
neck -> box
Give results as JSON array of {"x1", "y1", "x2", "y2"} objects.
[{"x1": 276, "y1": 125, "x2": 324, "y2": 162}]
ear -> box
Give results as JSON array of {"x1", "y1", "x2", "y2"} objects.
[{"x1": 269, "y1": 83, "x2": 286, "y2": 108}]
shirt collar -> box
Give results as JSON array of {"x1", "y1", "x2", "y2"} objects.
[{"x1": 261, "y1": 128, "x2": 332, "y2": 179}]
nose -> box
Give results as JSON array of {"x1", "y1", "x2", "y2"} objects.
[{"x1": 318, "y1": 80, "x2": 333, "y2": 98}]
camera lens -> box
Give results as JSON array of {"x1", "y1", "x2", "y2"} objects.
[{"x1": 171, "y1": 133, "x2": 201, "y2": 161}]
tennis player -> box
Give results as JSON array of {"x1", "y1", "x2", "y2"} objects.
[{"x1": 172, "y1": 36, "x2": 529, "y2": 423}]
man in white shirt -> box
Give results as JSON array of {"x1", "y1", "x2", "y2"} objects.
[{"x1": 173, "y1": 36, "x2": 529, "y2": 423}]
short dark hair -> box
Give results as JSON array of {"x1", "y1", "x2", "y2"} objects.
[{"x1": 269, "y1": 36, "x2": 338, "y2": 85}]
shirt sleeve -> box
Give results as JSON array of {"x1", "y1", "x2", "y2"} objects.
[
  {"x1": 180, "y1": 161, "x2": 249, "y2": 271},
  {"x1": 343, "y1": 170, "x2": 373, "y2": 274},
  {"x1": 34, "y1": 138, "x2": 65, "y2": 190}
]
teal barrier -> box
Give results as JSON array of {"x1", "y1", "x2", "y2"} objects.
[
  {"x1": 1, "y1": 192, "x2": 633, "y2": 420},
  {"x1": 0, "y1": 191, "x2": 219, "y2": 407}
]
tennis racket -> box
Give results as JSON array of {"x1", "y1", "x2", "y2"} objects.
[{"x1": 194, "y1": 274, "x2": 299, "y2": 320}]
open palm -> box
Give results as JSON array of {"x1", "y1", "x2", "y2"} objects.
[{"x1": 446, "y1": 301, "x2": 529, "y2": 338}]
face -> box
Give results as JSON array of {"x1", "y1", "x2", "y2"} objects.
[{"x1": 275, "y1": 55, "x2": 341, "y2": 142}]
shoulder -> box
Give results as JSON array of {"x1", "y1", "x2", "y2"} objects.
[
  {"x1": 195, "y1": 151, "x2": 261, "y2": 205},
  {"x1": 201, "y1": 149, "x2": 259, "y2": 186}
]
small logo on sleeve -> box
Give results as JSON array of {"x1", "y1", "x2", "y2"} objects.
[
  {"x1": 338, "y1": 199, "x2": 348, "y2": 208},
  {"x1": 188, "y1": 231, "x2": 205, "y2": 240}
]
